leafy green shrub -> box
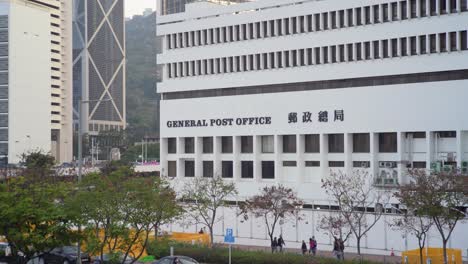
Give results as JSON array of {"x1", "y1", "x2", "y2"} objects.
[{"x1": 146, "y1": 237, "x2": 187, "y2": 259}]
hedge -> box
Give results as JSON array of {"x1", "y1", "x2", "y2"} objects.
[{"x1": 147, "y1": 241, "x2": 379, "y2": 264}]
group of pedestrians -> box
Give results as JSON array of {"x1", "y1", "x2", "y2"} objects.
[
  {"x1": 300, "y1": 236, "x2": 318, "y2": 256},
  {"x1": 270, "y1": 235, "x2": 286, "y2": 253},
  {"x1": 333, "y1": 237, "x2": 346, "y2": 260},
  {"x1": 270, "y1": 235, "x2": 345, "y2": 260}
]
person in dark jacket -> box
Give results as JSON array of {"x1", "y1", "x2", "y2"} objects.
[
  {"x1": 301, "y1": 240, "x2": 308, "y2": 255},
  {"x1": 309, "y1": 236, "x2": 317, "y2": 256},
  {"x1": 278, "y1": 235, "x2": 285, "y2": 252},
  {"x1": 271, "y1": 237, "x2": 278, "y2": 253}
]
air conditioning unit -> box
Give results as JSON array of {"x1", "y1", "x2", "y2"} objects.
[
  {"x1": 431, "y1": 162, "x2": 442, "y2": 173},
  {"x1": 443, "y1": 165, "x2": 453, "y2": 173},
  {"x1": 385, "y1": 162, "x2": 396, "y2": 168},
  {"x1": 462, "y1": 167, "x2": 468, "y2": 174},
  {"x1": 462, "y1": 161, "x2": 468, "y2": 168},
  {"x1": 361, "y1": 161, "x2": 370, "y2": 168},
  {"x1": 379, "y1": 161, "x2": 386, "y2": 168}
]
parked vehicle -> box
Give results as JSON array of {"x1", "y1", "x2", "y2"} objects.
[
  {"x1": 42, "y1": 246, "x2": 91, "y2": 264},
  {"x1": 92, "y1": 253, "x2": 134, "y2": 264},
  {"x1": 155, "y1": 256, "x2": 199, "y2": 264}
]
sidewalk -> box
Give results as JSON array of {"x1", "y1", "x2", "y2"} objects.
[{"x1": 222, "y1": 244, "x2": 402, "y2": 263}]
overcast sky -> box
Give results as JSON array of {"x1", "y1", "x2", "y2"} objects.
[{"x1": 125, "y1": 0, "x2": 157, "y2": 17}]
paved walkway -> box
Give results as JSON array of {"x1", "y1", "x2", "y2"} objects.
[{"x1": 221, "y1": 244, "x2": 402, "y2": 263}]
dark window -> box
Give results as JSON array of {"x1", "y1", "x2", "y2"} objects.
[
  {"x1": 365, "y1": 42, "x2": 371, "y2": 59},
  {"x1": 365, "y1": 6, "x2": 371, "y2": 24},
  {"x1": 305, "y1": 161, "x2": 320, "y2": 167},
  {"x1": 305, "y1": 134, "x2": 320, "y2": 153},
  {"x1": 203, "y1": 161, "x2": 213, "y2": 178},
  {"x1": 307, "y1": 15, "x2": 313, "y2": 31},
  {"x1": 391, "y1": 39, "x2": 398, "y2": 57},
  {"x1": 412, "y1": 161, "x2": 427, "y2": 168},
  {"x1": 382, "y1": 4, "x2": 389, "y2": 22},
  {"x1": 323, "y1": 13, "x2": 329, "y2": 30},
  {"x1": 262, "y1": 161, "x2": 275, "y2": 179},
  {"x1": 168, "y1": 161, "x2": 177, "y2": 177},
  {"x1": 347, "y1": 9, "x2": 353, "y2": 26},
  {"x1": 373, "y1": 5, "x2": 380, "y2": 23},
  {"x1": 410, "y1": 36, "x2": 417, "y2": 55},
  {"x1": 168, "y1": 138, "x2": 177, "y2": 154},
  {"x1": 437, "y1": 131, "x2": 456, "y2": 138},
  {"x1": 440, "y1": 0, "x2": 447, "y2": 13},
  {"x1": 410, "y1": 0, "x2": 417, "y2": 18},
  {"x1": 356, "y1": 42, "x2": 363, "y2": 60},
  {"x1": 401, "y1": 38, "x2": 408, "y2": 56},
  {"x1": 440, "y1": 33, "x2": 447, "y2": 52},
  {"x1": 410, "y1": 132, "x2": 426, "y2": 138},
  {"x1": 421, "y1": 0, "x2": 428, "y2": 16},
  {"x1": 241, "y1": 136, "x2": 253, "y2": 153},
  {"x1": 379, "y1": 133, "x2": 398, "y2": 153},
  {"x1": 222, "y1": 136, "x2": 233, "y2": 153},
  {"x1": 222, "y1": 161, "x2": 233, "y2": 178},
  {"x1": 356, "y1": 8, "x2": 362, "y2": 25},
  {"x1": 185, "y1": 160, "x2": 195, "y2": 177},
  {"x1": 430, "y1": 0, "x2": 437, "y2": 15},
  {"x1": 353, "y1": 161, "x2": 370, "y2": 168},
  {"x1": 314, "y1": 14, "x2": 321, "y2": 30},
  {"x1": 374, "y1": 41, "x2": 380, "y2": 58},
  {"x1": 420, "y1": 35, "x2": 427, "y2": 54},
  {"x1": 241, "y1": 161, "x2": 254, "y2": 178},
  {"x1": 462, "y1": 0, "x2": 468, "y2": 11},
  {"x1": 283, "y1": 161, "x2": 297, "y2": 167},
  {"x1": 392, "y1": 2, "x2": 398, "y2": 20},
  {"x1": 462, "y1": 31, "x2": 468, "y2": 50},
  {"x1": 401, "y1": 1, "x2": 408, "y2": 19},
  {"x1": 283, "y1": 135, "x2": 296, "y2": 153},
  {"x1": 329, "y1": 134, "x2": 344, "y2": 153},
  {"x1": 353, "y1": 133, "x2": 370, "y2": 153},
  {"x1": 450, "y1": 32, "x2": 457, "y2": 51},
  {"x1": 331, "y1": 11, "x2": 337, "y2": 29},
  {"x1": 185, "y1": 137, "x2": 194, "y2": 153},
  {"x1": 203, "y1": 137, "x2": 213, "y2": 153},
  {"x1": 383, "y1": 39, "x2": 389, "y2": 58},
  {"x1": 329, "y1": 161, "x2": 345, "y2": 167}
]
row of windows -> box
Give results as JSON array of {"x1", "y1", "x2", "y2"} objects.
[
  {"x1": 166, "y1": 0, "x2": 468, "y2": 50},
  {"x1": 167, "y1": 159, "x2": 432, "y2": 178},
  {"x1": 166, "y1": 131, "x2": 457, "y2": 155},
  {"x1": 167, "y1": 30, "x2": 468, "y2": 78}
]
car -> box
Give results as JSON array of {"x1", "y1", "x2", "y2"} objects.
[
  {"x1": 155, "y1": 256, "x2": 199, "y2": 264},
  {"x1": 0, "y1": 242, "x2": 10, "y2": 256},
  {"x1": 92, "y1": 253, "x2": 134, "y2": 264},
  {"x1": 42, "y1": 246, "x2": 91, "y2": 264}
]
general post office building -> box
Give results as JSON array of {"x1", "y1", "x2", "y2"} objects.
[{"x1": 156, "y1": 0, "x2": 468, "y2": 201}]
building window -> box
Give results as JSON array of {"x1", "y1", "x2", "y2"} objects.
[
  {"x1": 353, "y1": 133, "x2": 370, "y2": 153},
  {"x1": 437, "y1": 131, "x2": 456, "y2": 138},
  {"x1": 185, "y1": 137, "x2": 194, "y2": 154},
  {"x1": 168, "y1": 138, "x2": 177, "y2": 154},
  {"x1": 203, "y1": 137, "x2": 213, "y2": 153},
  {"x1": 241, "y1": 161, "x2": 254, "y2": 179},
  {"x1": 353, "y1": 161, "x2": 370, "y2": 168},
  {"x1": 329, "y1": 161, "x2": 345, "y2": 167},
  {"x1": 241, "y1": 136, "x2": 253, "y2": 153},
  {"x1": 222, "y1": 161, "x2": 233, "y2": 178},
  {"x1": 261, "y1": 136, "x2": 274, "y2": 153},
  {"x1": 283, "y1": 161, "x2": 297, "y2": 167},
  {"x1": 168, "y1": 161, "x2": 177, "y2": 177},
  {"x1": 420, "y1": 35, "x2": 427, "y2": 54},
  {"x1": 411, "y1": 161, "x2": 427, "y2": 168},
  {"x1": 305, "y1": 134, "x2": 320, "y2": 153},
  {"x1": 379, "y1": 133, "x2": 398, "y2": 153},
  {"x1": 305, "y1": 161, "x2": 320, "y2": 167},
  {"x1": 203, "y1": 161, "x2": 213, "y2": 178},
  {"x1": 262, "y1": 161, "x2": 275, "y2": 179},
  {"x1": 185, "y1": 160, "x2": 195, "y2": 177},
  {"x1": 328, "y1": 134, "x2": 344, "y2": 153},
  {"x1": 283, "y1": 135, "x2": 296, "y2": 153},
  {"x1": 221, "y1": 136, "x2": 233, "y2": 153}
]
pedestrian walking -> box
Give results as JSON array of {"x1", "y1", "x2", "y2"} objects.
[
  {"x1": 278, "y1": 235, "x2": 285, "y2": 252},
  {"x1": 309, "y1": 236, "x2": 317, "y2": 256},
  {"x1": 271, "y1": 237, "x2": 278, "y2": 253},
  {"x1": 301, "y1": 240, "x2": 308, "y2": 255},
  {"x1": 333, "y1": 237, "x2": 342, "y2": 260},
  {"x1": 339, "y1": 238, "x2": 345, "y2": 260}
]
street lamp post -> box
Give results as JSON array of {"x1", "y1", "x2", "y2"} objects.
[{"x1": 76, "y1": 98, "x2": 111, "y2": 264}]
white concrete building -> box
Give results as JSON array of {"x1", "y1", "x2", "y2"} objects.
[
  {"x1": 157, "y1": 0, "x2": 468, "y2": 255},
  {"x1": 0, "y1": 0, "x2": 73, "y2": 164}
]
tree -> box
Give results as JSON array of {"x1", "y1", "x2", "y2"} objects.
[
  {"x1": 21, "y1": 151, "x2": 56, "y2": 178},
  {"x1": 391, "y1": 210, "x2": 433, "y2": 264},
  {"x1": 67, "y1": 166, "x2": 181, "y2": 264},
  {"x1": 239, "y1": 185, "x2": 303, "y2": 244},
  {"x1": 322, "y1": 170, "x2": 390, "y2": 255},
  {"x1": 396, "y1": 170, "x2": 467, "y2": 264},
  {"x1": 180, "y1": 176, "x2": 237, "y2": 245},
  {"x1": 0, "y1": 171, "x2": 78, "y2": 263},
  {"x1": 317, "y1": 213, "x2": 352, "y2": 243}
]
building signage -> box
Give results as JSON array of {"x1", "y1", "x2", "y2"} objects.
[
  {"x1": 166, "y1": 110, "x2": 344, "y2": 128},
  {"x1": 288, "y1": 109, "x2": 344, "y2": 123},
  {"x1": 167, "y1": 116, "x2": 272, "y2": 128}
]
